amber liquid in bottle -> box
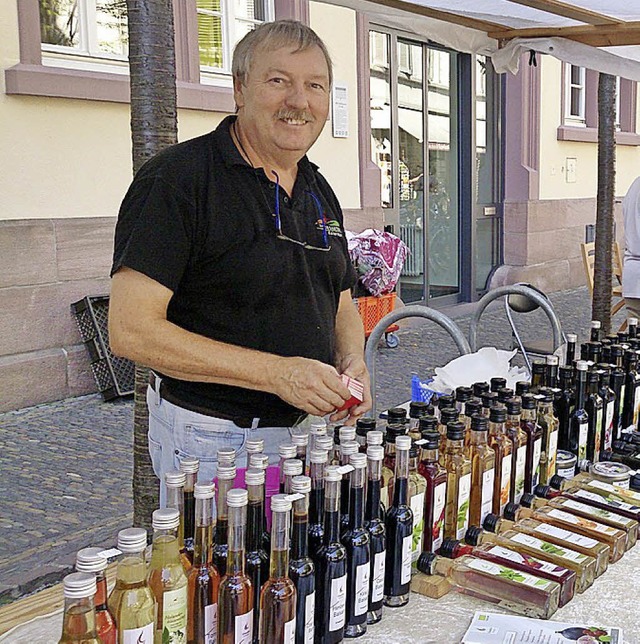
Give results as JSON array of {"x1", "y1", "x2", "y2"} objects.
[
  {"x1": 521, "y1": 394, "x2": 543, "y2": 494},
  {"x1": 180, "y1": 458, "x2": 199, "y2": 565},
  {"x1": 505, "y1": 400, "x2": 527, "y2": 505},
  {"x1": 442, "y1": 422, "x2": 471, "y2": 540},
  {"x1": 58, "y1": 574, "x2": 101, "y2": 644},
  {"x1": 467, "y1": 417, "x2": 495, "y2": 528},
  {"x1": 212, "y1": 465, "x2": 236, "y2": 578},
  {"x1": 165, "y1": 470, "x2": 193, "y2": 573},
  {"x1": 537, "y1": 394, "x2": 559, "y2": 486},
  {"x1": 488, "y1": 406, "x2": 512, "y2": 514}
]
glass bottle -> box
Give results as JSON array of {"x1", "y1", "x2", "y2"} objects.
[
  {"x1": 610, "y1": 345, "x2": 626, "y2": 440},
  {"x1": 147, "y1": 508, "x2": 189, "y2": 644},
  {"x1": 515, "y1": 381, "x2": 530, "y2": 397},
  {"x1": 259, "y1": 495, "x2": 296, "y2": 644},
  {"x1": 473, "y1": 381, "x2": 490, "y2": 398},
  {"x1": 245, "y1": 439, "x2": 265, "y2": 470},
  {"x1": 556, "y1": 367, "x2": 575, "y2": 453},
  {"x1": 279, "y1": 444, "x2": 298, "y2": 491},
  {"x1": 212, "y1": 464, "x2": 236, "y2": 578},
  {"x1": 455, "y1": 386, "x2": 473, "y2": 428},
  {"x1": 381, "y1": 424, "x2": 405, "y2": 512},
  {"x1": 497, "y1": 387, "x2": 514, "y2": 405},
  {"x1": 292, "y1": 434, "x2": 309, "y2": 467},
  {"x1": 437, "y1": 408, "x2": 459, "y2": 457},
  {"x1": 629, "y1": 317, "x2": 638, "y2": 339},
  {"x1": 340, "y1": 441, "x2": 360, "y2": 533},
  {"x1": 408, "y1": 401, "x2": 430, "y2": 440},
  {"x1": 364, "y1": 445, "x2": 386, "y2": 625},
  {"x1": 355, "y1": 417, "x2": 377, "y2": 452},
  {"x1": 598, "y1": 367, "x2": 616, "y2": 453},
  {"x1": 338, "y1": 427, "x2": 357, "y2": 463},
  {"x1": 505, "y1": 398, "x2": 527, "y2": 505},
  {"x1": 468, "y1": 415, "x2": 495, "y2": 528},
  {"x1": 537, "y1": 391, "x2": 559, "y2": 486},
  {"x1": 565, "y1": 333, "x2": 577, "y2": 367},
  {"x1": 308, "y1": 449, "x2": 328, "y2": 557},
  {"x1": 187, "y1": 483, "x2": 219, "y2": 644},
  {"x1": 585, "y1": 370, "x2": 604, "y2": 464},
  {"x1": 343, "y1": 453, "x2": 370, "y2": 638},
  {"x1": 530, "y1": 361, "x2": 546, "y2": 393},
  {"x1": 488, "y1": 405, "x2": 512, "y2": 515},
  {"x1": 416, "y1": 552, "x2": 560, "y2": 619},
  {"x1": 75, "y1": 548, "x2": 116, "y2": 644},
  {"x1": 218, "y1": 489, "x2": 254, "y2": 644},
  {"x1": 217, "y1": 447, "x2": 237, "y2": 468},
  {"x1": 569, "y1": 361, "x2": 590, "y2": 467},
  {"x1": 439, "y1": 537, "x2": 576, "y2": 607},
  {"x1": 545, "y1": 355, "x2": 559, "y2": 389},
  {"x1": 384, "y1": 435, "x2": 414, "y2": 608},
  {"x1": 313, "y1": 465, "x2": 347, "y2": 644},
  {"x1": 480, "y1": 391, "x2": 498, "y2": 419},
  {"x1": 179, "y1": 457, "x2": 199, "y2": 565},
  {"x1": 622, "y1": 350, "x2": 640, "y2": 430},
  {"x1": 289, "y1": 475, "x2": 316, "y2": 644},
  {"x1": 417, "y1": 431, "x2": 447, "y2": 553},
  {"x1": 164, "y1": 469, "x2": 192, "y2": 572},
  {"x1": 408, "y1": 441, "x2": 427, "y2": 565},
  {"x1": 386, "y1": 407, "x2": 408, "y2": 428},
  {"x1": 108, "y1": 528, "x2": 156, "y2": 643},
  {"x1": 442, "y1": 421, "x2": 472, "y2": 540},
  {"x1": 520, "y1": 394, "x2": 543, "y2": 495},
  {"x1": 281, "y1": 458, "x2": 303, "y2": 495},
  {"x1": 590, "y1": 320, "x2": 602, "y2": 342},
  {"x1": 365, "y1": 429, "x2": 384, "y2": 451},
  {"x1": 250, "y1": 453, "x2": 270, "y2": 471},
  {"x1": 58, "y1": 573, "x2": 101, "y2": 644},
  {"x1": 490, "y1": 377, "x2": 507, "y2": 393}
]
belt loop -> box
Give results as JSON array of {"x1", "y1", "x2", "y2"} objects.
[
  {"x1": 251, "y1": 418, "x2": 260, "y2": 430},
  {"x1": 152, "y1": 372, "x2": 162, "y2": 407}
]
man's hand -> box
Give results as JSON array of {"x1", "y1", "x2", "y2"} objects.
[
  {"x1": 330, "y1": 353, "x2": 372, "y2": 425},
  {"x1": 271, "y1": 356, "x2": 352, "y2": 417}
]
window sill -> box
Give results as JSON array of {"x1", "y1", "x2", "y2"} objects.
[
  {"x1": 557, "y1": 125, "x2": 640, "y2": 146},
  {"x1": 4, "y1": 63, "x2": 236, "y2": 112}
]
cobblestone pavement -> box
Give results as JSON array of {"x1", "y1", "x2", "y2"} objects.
[{"x1": 0, "y1": 286, "x2": 626, "y2": 603}]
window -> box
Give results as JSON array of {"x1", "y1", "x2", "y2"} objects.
[
  {"x1": 565, "y1": 64, "x2": 585, "y2": 123},
  {"x1": 369, "y1": 31, "x2": 388, "y2": 70}
]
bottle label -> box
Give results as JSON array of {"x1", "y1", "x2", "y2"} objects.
[
  {"x1": 547, "y1": 430, "x2": 558, "y2": 479},
  {"x1": 480, "y1": 468, "x2": 495, "y2": 523},
  {"x1": 465, "y1": 558, "x2": 552, "y2": 589},
  {"x1": 329, "y1": 574, "x2": 347, "y2": 632},
  {"x1": 380, "y1": 486, "x2": 389, "y2": 512},
  {"x1": 235, "y1": 609, "x2": 253, "y2": 644},
  {"x1": 432, "y1": 481, "x2": 447, "y2": 550},
  {"x1": 486, "y1": 545, "x2": 566, "y2": 577},
  {"x1": 546, "y1": 507, "x2": 617, "y2": 535},
  {"x1": 499, "y1": 455, "x2": 512, "y2": 513},
  {"x1": 204, "y1": 602, "x2": 218, "y2": 644},
  {"x1": 619, "y1": 384, "x2": 626, "y2": 420},
  {"x1": 509, "y1": 531, "x2": 587, "y2": 562},
  {"x1": 456, "y1": 473, "x2": 472, "y2": 539},
  {"x1": 283, "y1": 617, "x2": 296, "y2": 644},
  {"x1": 578, "y1": 421, "x2": 589, "y2": 461},
  {"x1": 162, "y1": 586, "x2": 187, "y2": 643},
  {"x1": 401, "y1": 534, "x2": 413, "y2": 584},
  {"x1": 556, "y1": 464, "x2": 575, "y2": 479},
  {"x1": 410, "y1": 490, "x2": 425, "y2": 562},
  {"x1": 595, "y1": 407, "x2": 603, "y2": 459},
  {"x1": 513, "y1": 446, "x2": 527, "y2": 504},
  {"x1": 532, "y1": 438, "x2": 542, "y2": 488},
  {"x1": 573, "y1": 488, "x2": 640, "y2": 512},
  {"x1": 304, "y1": 592, "x2": 315, "y2": 644},
  {"x1": 560, "y1": 498, "x2": 635, "y2": 527},
  {"x1": 587, "y1": 479, "x2": 640, "y2": 502},
  {"x1": 604, "y1": 400, "x2": 615, "y2": 451},
  {"x1": 634, "y1": 384, "x2": 640, "y2": 426},
  {"x1": 122, "y1": 622, "x2": 154, "y2": 644},
  {"x1": 371, "y1": 551, "x2": 385, "y2": 603},
  {"x1": 354, "y1": 562, "x2": 370, "y2": 616},
  {"x1": 534, "y1": 521, "x2": 599, "y2": 548}
]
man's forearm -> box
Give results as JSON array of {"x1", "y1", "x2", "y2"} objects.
[{"x1": 334, "y1": 292, "x2": 365, "y2": 368}]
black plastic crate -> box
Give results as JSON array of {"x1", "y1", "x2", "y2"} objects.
[{"x1": 71, "y1": 295, "x2": 135, "y2": 400}]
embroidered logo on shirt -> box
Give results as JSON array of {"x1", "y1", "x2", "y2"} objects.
[{"x1": 316, "y1": 219, "x2": 343, "y2": 237}]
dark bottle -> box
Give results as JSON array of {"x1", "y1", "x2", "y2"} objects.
[
  {"x1": 472, "y1": 381, "x2": 490, "y2": 398},
  {"x1": 364, "y1": 446, "x2": 386, "y2": 625},
  {"x1": 521, "y1": 394, "x2": 543, "y2": 494},
  {"x1": 490, "y1": 377, "x2": 507, "y2": 393},
  {"x1": 546, "y1": 355, "x2": 559, "y2": 389},
  {"x1": 279, "y1": 444, "x2": 298, "y2": 491},
  {"x1": 343, "y1": 454, "x2": 370, "y2": 638},
  {"x1": 556, "y1": 367, "x2": 575, "y2": 452},
  {"x1": 313, "y1": 465, "x2": 347, "y2": 644},
  {"x1": 621, "y1": 350, "x2": 640, "y2": 430},
  {"x1": 568, "y1": 361, "x2": 590, "y2": 467},
  {"x1": 384, "y1": 436, "x2": 414, "y2": 608},
  {"x1": 580, "y1": 342, "x2": 589, "y2": 361},
  {"x1": 289, "y1": 475, "x2": 316, "y2": 644},
  {"x1": 355, "y1": 417, "x2": 377, "y2": 452},
  {"x1": 212, "y1": 464, "x2": 237, "y2": 578},
  {"x1": 610, "y1": 345, "x2": 626, "y2": 440},
  {"x1": 245, "y1": 468, "x2": 270, "y2": 643},
  {"x1": 565, "y1": 333, "x2": 577, "y2": 367},
  {"x1": 530, "y1": 361, "x2": 546, "y2": 393},
  {"x1": 418, "y1": 432, "x2": 448, "y2": 553},
  {"x1": 590, "y1": 320, "x2": 602, "y2": 342},
  {"x1": 586, "y1": 342, "x2": 602, "y2": 365},
  {"x1": 381, "y1": 424, "x2": 406, "y2": 510},
  {"x1": 629, "y1": 317, "x2": 638, "y2": 339},
  {"x1": 308, "y1": 449, "x2": 328, "y2": 558},
  {"x1": 340, "y1": 441, "x2": 360, "y2": 534},
  {"x1": 179, "y1": 457, "x2": 199, "y2": 565},
  {"x1": 585, "y1": 371, "x2": 604, "y2": 465}
]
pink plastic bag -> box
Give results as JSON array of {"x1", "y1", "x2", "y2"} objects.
[{"x1": 347, "y1": 228, "x2": 408, "y2": 296}]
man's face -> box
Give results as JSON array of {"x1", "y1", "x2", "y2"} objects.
[{"x1": 234, "y1": 44, "x2": 331, "y2": 159}]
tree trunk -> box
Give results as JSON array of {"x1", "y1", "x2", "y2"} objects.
[
  {"x1": 126, "y1": 0, "x2": 177, "y2": 531},
  {"x1": 592, "y1": 73, "x2": 616, "y2": 335}
]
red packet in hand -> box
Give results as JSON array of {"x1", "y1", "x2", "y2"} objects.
[{"x1": 338, "y1": 374, "x2": 364, "y2": 411}]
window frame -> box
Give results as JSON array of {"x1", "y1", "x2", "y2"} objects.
[{"x1": 564, "y1": 64, "x2": 586, "y2": 125}]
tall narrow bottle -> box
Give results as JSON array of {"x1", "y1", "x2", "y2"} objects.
[
  {"x1": 58, "y1": 573, "x2": 101, "y2": 644},
  {"x1": 505, "y1": 398, "x2": 527, "y2": 505},
  {"x1": 437, "y1": 408, "x2": 459, "y2": 456},
  {"x1": 591, "y1": 320, "x2": 602, "y2": 342},
  {"x1": 308, "y1": 449, "x2": 328, "y2": 557},
  {"x1": 245, "y1": 439, "x2": 265, "y2": 470},
  {"x1": 521, "y1": 394, "x2": 543, "y2": 494},
  {"x1": 340, "y1": 441, "x2": 360, "y2": 533},
  {"x1": 212, "y1": 464, "x2": 236, "y2": 578},
  {"x1": 408, "y1": 401, "x2": 430, "y2": 440},
  {"x1": 147, "y1": 508, "x2": 189, "y2": 644},
  {"x1": 108, "y1": 528, "x2": 156, "y2": 643},
  {"x1": 179, "y1": 457, "x2": 199, "y2": 565},
  {"x1": 537, "y1": 391, "x2": 559, "y2": 486},
  {"x1": 621, "y1": 350, "x2": 640, "y2": 430},
  {"x1": 381, "y1": 424, "x2": 405, "y2": 510},
  {"x1": 384, "y1": 435, "x2": 414, "y2": 608},
  {"x1": 546, "y1": 355, "x2": 559, "y2": 389},
  {"x1": 598, "y1": 367, "x2": 616, "y2": 454},
  {"x1": 313, "y1": 465, "x2": 347, "y2": 644},
  {"x1": 629, "y1": 317, "x2": 638, "y2": 339},
  {"x1": 418, "y1": 432, "x2": 447, "y2": 553},
  {"x1": 259, "y1": 495, "x2": 297, "y2": 644},
  {"x1": 165, "y1": 469, "x2": 192, "y2": 572},
  {"x1": 75, "y1": 548, "x2": 116, "y2": 644},
  {"x1": 292, "y1": 434, "x2": 309, "y2": 466},
  {"x1": 530, "y1": 361, "x2": 546, "y2": 393},
  {"x1": 408, "y1": 441, "x2": 427, "y2": 564},
  {"x1": 218, "y1": 448, "x2": 237, "y2": 468},
  {"x1": 556, "y1": 367, "x2": 575, "y2": 451},
  {"x1": 488, "y1": 405, "x2": 512, "y2": 514},
  {"x1": 279, "y1": 444, "x2": 298, "y2": 491},
  {"x1": 219, "y1": 489, "x2": 254, "y2": 644},
  {"x1": 468, "y1": 415, "x2": 495, "y2": 528},
  {"x1": 481, "y1": 391, "x2": 498, "y2": 419},
  {"x1": 585, "y1": 370, "x2": 604, "y2": 464},
  {"x1": 565, "y1": 333, "x2": 577, "y2": 367},
  {"x1": 187, "y1": 483, "x2": 219, "y2": 644},
  {"x1": 442, "y1": 422, "x2": 472, "y2": 540},
  {"x1": 364, "y1": 446, "x2": 386, "y2": 625},
  {"x1": 355, "y1": 417, "x2": 377, "y2": 452},
  {"x1": 282, "y1": 459, "x2": 304, "y2": 494},
  {"x1": 289, "y1": 475, "x2": 316, "y2": 644},
  {"x1": 610, "y1": 345, "x2": 626, "y2": 440},
  {"x1": 569, "y1": 361, "x2": 590, "y2": 467}
]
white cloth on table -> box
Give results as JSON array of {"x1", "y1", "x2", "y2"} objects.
[{"x1": 623, "y1": 175, "x2": 640, "y2": 298}]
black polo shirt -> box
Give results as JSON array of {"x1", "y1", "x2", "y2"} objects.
[{"x1": 112, "y1": 115, "x2": 357, "y2": 418}]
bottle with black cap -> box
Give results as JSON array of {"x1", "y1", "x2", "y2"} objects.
[
  {"x1": 618, "y1": 330, "x2": 629, "y2": 344},
  {"x1": 437, "y1": 407, "x2": 459, "y2": 457},
  {"x1": 621, "y1": 349, "x2": 640, "y2": 430},
  {"x1": 472, "y1": 381, "x2": 490, "y2": 398},
  {"x1": 586, "y1": 342, "x2": 602, "y2": 366},
  {"x1": 480, "y1": 391, "x2": 498, "y2": 419},
  {"x1": 556, "y1": 366, "x2": 575, "y2": 452},
  {"x1": 497, "y1": 387, "x2": 514, "y2": 405},
  {"x1": 505, "y1": 398, "x2": 527, "y2": 505},
  {"x1": 585, "y1": 370, "x2": 604, "y2": 465},
  {"x1": 490, "y1": 377, "x2": 507, "y2": 393},
  {"x1": 418, "y1": 415, "x2": 438, "y2": 439},
  {"x1": 355, "y1": 417, "x2": 376, "y2": 453},
  {"x1": 565, "y1": 333, "x2": 577, "y2": 367},
  {"x1": 442, "y1": 421, "x2": 472, "y2": 540},
  {"x1": 530, "y1": 361, "x2": 546, "y2": 393},
  {"x1": 417, "y1": 431, "x2": 447, "y2": 553},
  {"x1": 468, "y1": 414, "x2": 495, "y2": 527},
  {"x1": 455, "y1": 386, "x2": 473, "y2": 420},
  {"x1": 568, "y1": 361, "x2": 590, "y2": 468},
  {"x1": 437, "y1": 393, "x2": 456, "y2": 412},
  {"x1": 520, "y1": 394, "x2": 543, "y2": 494},
  {"x1": 415, "y1": 549, "x2": 561, "y2": 619},
  {"x1": 381, "y1": 424, "x2": 406, "y2": 511},
  {"x1": 408, "y1": 401, "x2": 430, "y2": 439},
  {"x1": 488, "y1": 405, "x2": 512, "y2": 515},
  {"x1": 408, "y1": 440, "x2": 427, "y2": 565},
  {"x1": 610, "y1": 345, "x2": 626, "y2": 440},
  {"x1": 386, "y1": 407, "x2": 408, "y2": 428},
  {"x1": 515, "y1": 381, "x2": 530, "y2": 397},
  {"x1": 537, "y1": 389, "x2": 559, "y2": 487}
]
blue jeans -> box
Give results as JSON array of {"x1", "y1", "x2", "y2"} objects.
[{"x1": 146, "y1": 381, "x2": 298, "y2": 506}]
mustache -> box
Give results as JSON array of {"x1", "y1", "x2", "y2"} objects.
[{"x1": 276, "y1": 109, "x2": 315, "y2": 123}]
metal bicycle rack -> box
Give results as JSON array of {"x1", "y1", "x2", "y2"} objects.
[{"x1": 364, "y1": 305, "x2": 471, "y2": 418}]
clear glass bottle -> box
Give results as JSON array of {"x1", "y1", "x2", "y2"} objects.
[
  {"x1": 212, "y1": 464, "x2": 236, "y2": 578},
  {"x1": 468, "y1": 415, "x2": 495, "y2": 528},
  {"x1": 418, "y1": 431, "x2": 447, "y2": 553},
  {"x1": 442, "y1": 421, "x2": 472, "y2": 540},
  {"x1": 364, "y1": 446, "x2": 386, "y2": 625},
  {"x1": 278, "y1": 444, "x2": 298, "y2": 492},
  {"x1": 408, "y1": 401, "x2": 430, "y2": 438},
  {"x1": 259, "y1": 495, "x2": 297, "y2": 644},
  {"x1": 343, "y1": 454, "x2": 370, "y2": 638},
  {"x1": 384, "y1": 435, "x2": 413, "y2": 608},
  {"x1": 219, "y1": 489, "x2": 254, "y2": 644},
  {"x1": 147, "y1": 508, "x2": 189, "y2": 644},
  {"x1": 245, "y1": 439, "x2": 265, "y2": 470},
  {"x1": 179, "y1": 457, "x2": 199, "y2": 565},
  {"x1": 187, "y1": 483, "x2": 219, "y2": 644},
  {"x1": 58, "y1": 573, "x2": 101, "y2": 644},
  {"x1": 537, "y1": 390, "x2": 559, "y2": 486},
  {"x1": 437, "y1": 408, "x2": 459, "y2": 458},
  {"x1": 108, "y1": 528, "x2": 156, "y2": 643},
  {"x1": 569, "y1": 361, "x2": 590, "y2": 465},
  {"x1": 75, "y1": 548, "x2": 115, "y2": 644},
  {"x1": 381, "y1": 425, "x2": 405, "y2": 511},
  {"x1": 586, "y1": 370, "x2": 604, "y2": 464},
  {"x1": 289, "y1": 475, "x2": 316, "y2": 644},
  {"x1": 365, "y1": 429, "x2": 384, "y2": 451},
  {"x1": 308, "y1": 449, "x2": 328, "y2": 557},
  {"x1": 313, "y1": 465, "x2": 348, "y2": 644},
  {"x1": 408, "y1": 440, "x2": 427, "y2": 564},
  {"x1": 505, "y1": 398, "x2": 527, "y2": 505},
  {"x1": 340, "y1": 441, "x2": 360, "y2": 534},
  {"x1": 610, "y1": 345, "x2": 626, "y2": 440},
  {"x1": 292, "y1": 434, "x2": 309, "y2": 467},
  {"x1": 481, "y1": 391, "x2": 498, "y2": 419},
  {"x1": 455, "y1": 386, "x2": 473, "y2": 429},
  {"x1": 250, "y1": 453, "x2": 270, "y2": 471},
  {"x1": 164, "y1": 469, "x2": 192, "y2": 572},
  {"x1": 488, "y1": 405, "x2": 512, "y2": 515},
  {"x1": 281, "y1": 458, "x2": 303, "y2": 495}
]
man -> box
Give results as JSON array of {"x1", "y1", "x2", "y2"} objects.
[
  {"x1": 623, "y1": 175, "x2": 640, "y2": 319},
  {"x1": 108, "y1": 20, "x2": 371, "y2": 494}
]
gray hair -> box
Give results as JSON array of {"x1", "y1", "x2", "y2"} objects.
[{"x1": 232, "y1": 20, "x2": 333, "y2": 87}]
